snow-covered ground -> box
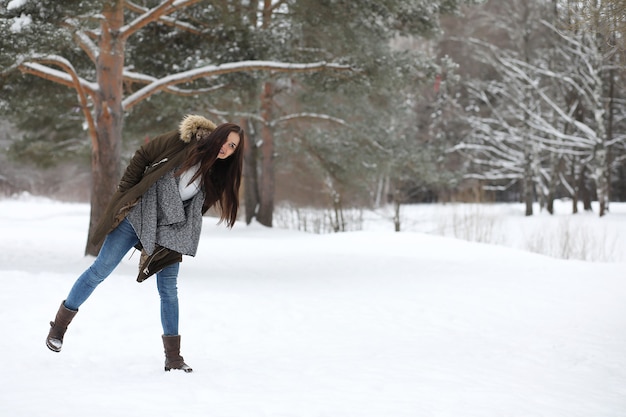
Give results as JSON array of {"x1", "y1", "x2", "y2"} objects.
[
  {"x1": 1, "y1": 195, "x2": 625, "y2": 417},
  {"x1": 277, "y1": 199, "x2": 626, "y2": 263}
]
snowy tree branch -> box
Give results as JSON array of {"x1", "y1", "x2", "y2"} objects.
[
  {"x1": 124, "y1": 0, "x2": 202, "y2": 34},
  {"x1": 122, "y1": 60, "x2": 353, "y2": 110},
  {"x1": 123, "y1": 70, "x2": 227, "y2": 97},
  {"x1": 18, "y1": 57, "x2": 98, "y2": 149},
  {"x1": 62, "y1": 19, "x2": 99, "y2": 64},
  {"x1": 120, "y1": 0, "x2": 203, "y2": 40},
  {"x1": 269, "y1": 113, "x2": 348, "y2": 127},
  {"x1": 74, "y1": 30, "x2": 99, "y2": 64},
  {"x1": 268, "y1": 0, "x2": 289, "y2": 13}
]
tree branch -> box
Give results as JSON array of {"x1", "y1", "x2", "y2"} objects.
[
  {"x1": 123, "y1": 70, "x2": 227, "y2": 98},
  {"x1": 18, "y1": 57, "x2": 98, "y2": 150},
  {"x1": 120, "y1": 0, "x2": 203, "y2": 40},
  {"x1": 124, "y1": 0, "x2": 202, "y2": 35},
  {"x1": 268, "y1": 0, "x2": 289, "y2": 13},
  {"x1": 269, "y1": 112, "x2": 347, "y2": 127},
  {"x1": 62, "y1": 19, "x2": 99, "y2": 64},
  {"x1": 122, "y1": 60, "x2": 353, "y2": 109},
  {"x1": 74, "y1": 30, "x2": 99, "y2": 64}
]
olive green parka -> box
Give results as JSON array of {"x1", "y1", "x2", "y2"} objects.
[{"x1": 90, "y1": 115, "x2": 217, "y2": 282}]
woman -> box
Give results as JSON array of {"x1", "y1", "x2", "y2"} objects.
[{"x1": 46, "y1": 115, "x2": 244, "y2": 373}]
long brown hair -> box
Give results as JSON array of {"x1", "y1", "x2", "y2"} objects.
[{"x1": 176, "y1": 123, "x2": 245, "y2": 227}]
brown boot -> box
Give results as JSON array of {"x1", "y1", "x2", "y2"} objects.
[
  {"x1": 46, "y1": 301, "x2": 78, "y2": 352},
  {"x1": 162, "y1": 335, "x2": 193, "y2": 373}
]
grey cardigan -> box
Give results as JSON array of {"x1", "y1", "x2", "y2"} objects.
[{"x1": 127, "y1": 169, "x2": 205, "y2": 257}]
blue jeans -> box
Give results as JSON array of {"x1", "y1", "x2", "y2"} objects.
[{"x1": 64, "y1": 218, "x2": 180, "y2": 335}]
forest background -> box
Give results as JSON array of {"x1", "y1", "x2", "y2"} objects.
[{"x1": 0, "y1": 0, "x2": 625, "y2": 255}]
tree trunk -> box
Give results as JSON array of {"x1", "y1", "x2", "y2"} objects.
[
  {"x1": 596, "y1": 146, "x2": 609, "y2": 216},
  {"x1": 589, "y1": 22, "x2": 609, "y2": 216},
  {"x1": 242, "y1": 118, "x2": 260, "y2": 224},
  {"x1": 579, "y1": 166, "x2": 593, "y2": 211},
  {"x1": 546, "y1": 155, "x2": 561, "y2": 215},
  {"x1": 600, "y1": 59, "x2": 616, "y2": 216},
  {"x1": 523, "y1": 150, "x2": 534, "y2": 216},
  {"x1": 393, "y1": 199, "x2": 401, "y2": 232},
  {"x1": 571, "y1": 157, "x2": 578, "y2": 214},
  {"x1": 255, "y1": 2, "x2": 276, "y2": 227},
  {"x1": 256, "y1": 81, "x2": 275, "y2": 227},
  {"x1": 85, "y1": 0, "x2": 125, "y2": 256},
  {"x1": 331, "y1": 191, "x2": 344, "y2": 232}
]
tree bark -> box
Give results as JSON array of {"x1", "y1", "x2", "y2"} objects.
[
  {"x1": 523, "y1": 149, "x2": 534, "y2": 216},
  {"x1": 242, "y1": 118, "x2": 260, "y2": 224},
  {"x1": 599, "y1": 52, "x2": 617, "y2": 216},
  {"x1": 254, "y1": 0, "x2": 276, "y2": 227},
  {"x1": 393, "y1": 191, "x2": 401, "y2": 232},
  {"x1": 85, "y1": 0, "x2": 125, "y2": 256},
  {"x1": 571, "y1": 157, "x2": 579, "y2": 214},
  {"x1": 256, "y1": 81, "x2": 275, "y2": 227},
  {"x1": 596, "y1": 146, "x2": 609, "y2": 216},
  {"x1": 546, "y1": 154, "x2": 563, "y2": 215},
  {"x1": 579, "y1": 166, "x2": 593, "y2": 212}
]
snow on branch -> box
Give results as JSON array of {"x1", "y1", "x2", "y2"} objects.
[
  {"x1": 62, "y1": 19, "x2": 99, "y2": 63},
  {"x1": 202, "y1": 108, "x2": 262, "y2": 124},
  {"x1": 122, "y1": 60, "x2": 353, "y2": 110},
  {"x1": 120, "y1": 0, "x2": 203, "y2": 40},
  {"x1": 494, "y1": 56, "x2": 599, "y2": 141},
  {"x1": 74, "y1": 31, "x2": 99, "y2": 64},
  {"x1": 270, "y1": 113, "x2": 347, "y2": 127},
  {"x1": 121, "y1": 0, "x2": 177, "y2": 38},
  {"x1": 124, "y1": 0, "x2": 202, "y2": 35},
  {"x1": 268, "y1": 0, "x2": 289, "y2": 13},
  {"x1": 19, "y1": 57, "x2": 98, "y2": 95},
  {"x1": 18, "y1": 56, "x2": 98, "y2": 148},
  {"x1": 123, "y1": 70, "x2": 226, "y2": 98},
  {"x1": 188, "y1": 109, "x2": 349, "y2": 130}
]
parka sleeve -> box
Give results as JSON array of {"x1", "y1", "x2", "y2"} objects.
[
  {"x1": 117, "y1": 131, "x2": 183, "y2": 193},
  {"x1": 117, "y1": 145, "x2": 151, "y2": 193},
  {"x1": 116, "y1": 132, "x2": 176, "y2": 193}
]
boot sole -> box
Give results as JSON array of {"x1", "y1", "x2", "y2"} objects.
[
  {"x1": 46, "y1": 341, "x2": 61, "y2": 352},
  {"x1": 46, "y1": 337, "x2": 62, "y2": 352},
  {"x1": 165, "y1": 367, "x2": 193, "y2": 373}
]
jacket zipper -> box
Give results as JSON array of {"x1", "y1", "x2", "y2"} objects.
[
  {"x1": 151, "y1": 158, "x2": 168, "y2": 168},
  {"x1": 144, "y1": 158, "x2": 169, "y2": 175},
  {"x1": 142, "y1": 247, "x2": 167, "y2": 277}
]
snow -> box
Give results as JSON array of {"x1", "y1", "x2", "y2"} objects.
[
  {"x1": 21, "y1": 62, "x2": 99, "y2": 93},
  {"x1": 9, "y1": 13, "x2": 31, "y2": 32},
  {"x1": 7, "y1": 0, "x2": 31, "y2": 32},
  {"x1": 1, "y1": 195, "x2": 626, "y2": 417},
  {"x1": 359, "y1": 200, "x2": 626, "y2": 263},
  {"x1": 7, "y1": 0, "x2": 28, "y2": 10}
]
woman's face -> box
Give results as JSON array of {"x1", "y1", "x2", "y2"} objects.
[{"x1": 217, "y1": 131, "x2": 241, "y2": 159}]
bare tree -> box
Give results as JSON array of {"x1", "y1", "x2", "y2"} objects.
[{"x1": 453, "y1": 0, "x2": 625, "y2": 216}]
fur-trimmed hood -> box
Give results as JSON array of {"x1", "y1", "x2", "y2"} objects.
[{"x1": 179, "y1": 114, "x2": 217, "y2": 143}]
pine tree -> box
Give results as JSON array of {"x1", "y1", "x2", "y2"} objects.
[{"x1": 0, "y1": 0, "x2": 350, "y2": 254}]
